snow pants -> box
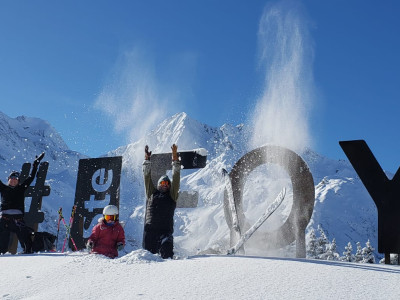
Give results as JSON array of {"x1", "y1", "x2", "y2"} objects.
[
  {"x1": 143, "y1": 225, "x2": 174, "y2": 259},
  {"x1": 0, "y1": 215, "x2": 33, "y2": 254}
]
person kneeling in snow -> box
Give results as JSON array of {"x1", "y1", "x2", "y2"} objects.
[
  {"x1": 86, "y1": 205, "x2": 125, "y2": 258},
  {"x1": 142, "y1": 144, "x2": 180, "y2": 259}
]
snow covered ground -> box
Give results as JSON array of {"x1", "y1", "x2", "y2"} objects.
[{"x1": 1, "y1": 250, "x2": 400, "y2": 299}]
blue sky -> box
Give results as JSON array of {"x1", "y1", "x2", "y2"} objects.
[{"x1": 1, "y1": 0, "x2": 400, "y2": 173}]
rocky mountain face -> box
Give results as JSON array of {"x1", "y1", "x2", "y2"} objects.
[{"x1": 0, "y1": 111, "x2": 382, "y2": 258}]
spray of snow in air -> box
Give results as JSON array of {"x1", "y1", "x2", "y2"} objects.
[
  {"x1": 250, "y1": 0, "x2": 315, "y2": 153},
  {"x1": 94, "y1": 48, "x2": 172, "y2": 145},
  {"x1": 243, "y1": 0, "x2": 316, "y2": 255}
]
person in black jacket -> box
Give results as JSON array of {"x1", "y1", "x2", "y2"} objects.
[
  {"x1": 142, "y1": 144, "x2": 180, "y2": 259},
  {"x1": 0, "y1": 152, "x2": 45, "y2": 254}
]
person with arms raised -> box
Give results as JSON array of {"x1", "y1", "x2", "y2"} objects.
[
  {"x1": 142, "y1": 144, "x2": 180, "y2": 259},
  {"x1": 0, "y1": 152, "x2": 45, "y2": 254}
]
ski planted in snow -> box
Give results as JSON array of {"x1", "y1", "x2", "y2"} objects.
[
  {"x1": 222, "y1": 168, "x2": 241, "y2": 234},
  {"x1": 227, "y1": 187, "x2": 286, "y2": 255}
]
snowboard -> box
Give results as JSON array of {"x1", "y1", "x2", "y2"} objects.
[
  {"x1": 151, "y1": 149, "x2": 207, "y2": 171},
  {"x1": 227, "y1": 187, "x2": 286, "y2": 255}
]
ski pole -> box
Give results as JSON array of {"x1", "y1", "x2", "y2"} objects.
[
  {"x1": 61, "y1": 216, "x2": 69, "y2": 253},
  {"x1": 61, "y1": 205, "x2": 78, "y2": 252},
  {"x1": 68, "y1": 205, "x2": 78, "y2": 251}
]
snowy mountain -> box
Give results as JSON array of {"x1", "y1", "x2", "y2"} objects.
[
  {"x1": 0, "y1": 111, "x2": 383, "y2": 260},
  {"x1": 0, "y1": 111, "x2": 88, "y2": 232}
]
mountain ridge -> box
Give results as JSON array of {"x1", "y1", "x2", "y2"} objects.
[{"x1": 0, "y1": 110, "x2": 381, "y2": 259}]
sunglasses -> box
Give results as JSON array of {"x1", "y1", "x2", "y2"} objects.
[
  {"x1": 104, "y1": 215, "x2": 117, "y2": 221},
  {"x1": 9, "y1": 176, "x2": 19, "y2": 180},
  {"x1": 159, "y1": 180, "x2": 170, "y2": 186}
]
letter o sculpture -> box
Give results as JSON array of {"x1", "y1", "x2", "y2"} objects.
[{"x1": 223, "y1": 145, "x2": 315, "y2": 258}]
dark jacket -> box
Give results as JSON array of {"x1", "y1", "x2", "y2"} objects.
[
  {"x1": 0, "y1": 164, "x2": 38, "y2": 214},
  {"x1": 88, "y1": 218, "x2": 125, "y2": 258},
  {"x1": 146, "y1": 190, "x2": 176, "y2": 232}
]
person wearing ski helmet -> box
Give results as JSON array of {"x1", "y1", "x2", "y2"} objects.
[
  {"x1": 0, "y1": 152, "x2": 45, "y2": 254},
  {"x1": 86, "y1": 204, "x2": 125, "y2": 258},
  {"x1": 142, "y1": 144, "x2": 180, "y2": 259}
]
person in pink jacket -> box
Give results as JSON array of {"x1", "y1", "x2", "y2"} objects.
[{"x1": 86, "y1": 205, "x2": 125, "y2": 258}]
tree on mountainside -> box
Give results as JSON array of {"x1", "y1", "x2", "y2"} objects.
[
  {"x1": 306, "y1": 229, "x2": 318, "y2": 259},
  {"x1": 361, "y1": 240, "x2": 375, "y2": 264},
  {"x1": 316, "y1": 225, "x2": 329, "y2": 258},
  {"x1": 340, "y1": 242, "x2": 354, "y2": 262},
  {"x1": 320, "y1": 238, "x2": 339, "y2": 261},
  {"x1": 354, "y1": 242, "x2": 363, "y2": 263}
]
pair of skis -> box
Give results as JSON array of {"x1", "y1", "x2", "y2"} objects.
[
  {"x1": 56, "y1": 205, "x2": 78, "y2": 252},
  {"x1": 222, "y1": 168, "x2": 286, "y2": 255}
]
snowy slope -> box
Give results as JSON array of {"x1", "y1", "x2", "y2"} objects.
[
  {"x1": 1, "y1": 251, "x2": 400, "y2": 300},
  {"x1": 0, "y1": 111, "x2": 384, "y2": 260}
]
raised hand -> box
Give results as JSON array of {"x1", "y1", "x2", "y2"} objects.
[
  {"x1": 33, "y1": 152, "x2": 45, "y2": 167},
  {"x1": 171, "y1": 144, "x2": 178, "y2": 161},
  {"x1": 145, "y1": 145, "x2": 152, "y2": 160}
]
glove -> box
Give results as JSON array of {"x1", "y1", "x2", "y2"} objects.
[
  {"x1": 33, "y1": 152, "x2": 45, "y2": 168},
  {"x1": 87, "y1": 241, "x2": 94, "y2": 251},
  {"x1": 145, "y1": 145, "x2": 152, "y2": 160},
  {"x1": 116, "y1": 242, "x2": 124, "y2": 251},
  {"x1": 171, "y1": 144, "x2": 178, "y2": 161}
]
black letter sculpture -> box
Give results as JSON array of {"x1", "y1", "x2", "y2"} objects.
[
  {"x1": 70, "y1": 156, "x2": 122, "y2": 249},
  {"x1": 340, "y1": 140, "x2": 400, "y2": 264},
  {"x1": 223, "y1": 145, "x2": 315, "y2": 258}
]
